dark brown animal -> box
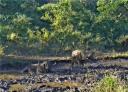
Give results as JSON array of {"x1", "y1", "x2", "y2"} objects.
[{"x1": 25, "y1": 62, "x2": 48, "y2": 75}]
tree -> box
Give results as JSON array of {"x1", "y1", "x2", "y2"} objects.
[
  {"x1": 0, "y1": 0, "x2": 48, "y2": 55},
  {"x1": 39, "y1": 0, "x2": 94, "y2": 32},
  {"x1": 93, "y1": 0, "x2": 128, "y2": 51}
]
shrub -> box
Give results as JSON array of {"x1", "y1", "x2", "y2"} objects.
[{"x1": 93, "y1": 75, "x2": 128, "y2": 92}]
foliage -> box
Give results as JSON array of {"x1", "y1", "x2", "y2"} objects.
[
  {"x1": 92, "y1": 0, "x2": 128, "y2": 51},
  {"x1": 0, "y1": 0, "x2": 48, "y2": 55},
  {"x1": 40, "y1": 0, "x2": 94, "y2": 32},
  {"x1": 93, "y1": 75, "x2": 128, "y2": 92},
  {"x1": 0, "y1": 0, "x2": 128, "y2": 55},
  {"x1": 39, "y1": 0, "x2": 96, "y2": 53}
]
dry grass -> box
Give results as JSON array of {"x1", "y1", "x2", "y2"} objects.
[
  {"x1": 45, "y1": 82, "x2": 82, "y2": 88},
  {"x1": 0, "y1": 74, "x2": 21, "y2": 80},
  {"x1": 9, "y1": 84, "x2": 27, "y2": 92},
  {"x1": 102, "y1": 52, "x2": 128, "y2": 60}
]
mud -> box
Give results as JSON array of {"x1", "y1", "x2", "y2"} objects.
[{"x1": 0, "y1": 59, "x2": 127, "y2": 92}]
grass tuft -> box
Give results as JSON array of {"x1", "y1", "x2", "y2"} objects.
[{"x1": 93, "y1": 75, "x2": 128, "y2": 92}]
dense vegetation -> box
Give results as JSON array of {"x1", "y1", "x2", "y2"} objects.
[{"x1": 0, "y1": 0, "x2": 128, "y2": 56}]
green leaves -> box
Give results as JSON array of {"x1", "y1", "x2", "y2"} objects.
[
  {"x1": 40, "y1": 0, "x2": 94, "y2": 32},
  {"x1": 12, "y1": 14, "x2": 32, "y2": 26},
  {"x1": 0, "y1": 0, "x2": 128, "y2": 55},
  {"x1": 7, "y1": 33, "x2": 18, "y2": 41},
  {"x1": 97, "y1": 0, "x2": 128, "y2": 21},
  {"x1": 93, "y1": 75, "x2": 127, "y2": 92}
]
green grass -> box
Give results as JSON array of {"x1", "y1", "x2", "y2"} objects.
[
  {"x1": 93, "y1": 75, "x2": 128, "y2": 92},
  {"x1": 110, "y1": 52, "x2": 128, "y2": 59},
  {"x1": 97, "y1": 52, "x2": 128, "y2": 60}
]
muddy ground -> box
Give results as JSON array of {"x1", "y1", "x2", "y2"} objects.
[{"x1": 0, "y1": 59, "x2": 127, "y2": 92}]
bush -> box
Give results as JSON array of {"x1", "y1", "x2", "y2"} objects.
[{"x1": 93, "y1": 75, "x2": 128, "y2": 92}]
